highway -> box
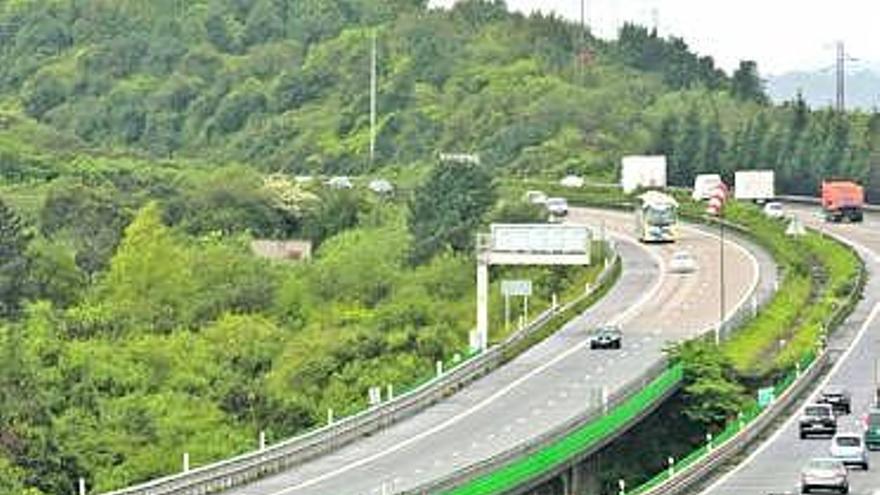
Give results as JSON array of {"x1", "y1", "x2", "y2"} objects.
[
  {"x1": 226, "y1": 208, "x2": 774, "y2": 495},
  {"x1": 700, "y1": 204, "x2": 880, "y2": 495}
]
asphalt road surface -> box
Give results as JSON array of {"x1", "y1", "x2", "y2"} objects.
[
  {"x1": 226, "y1": 208, "x2": 773, "y2": 495},
  {"x1": 700, "y1": 204, "x2": 880, "y2": 495}
]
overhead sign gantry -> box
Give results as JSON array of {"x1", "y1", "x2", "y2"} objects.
[{"x1": 473, "y1": 224, "x2": 593, "y2": 352}]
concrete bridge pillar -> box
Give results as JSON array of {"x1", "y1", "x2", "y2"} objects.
[{"x1": 570, "y1": 454, "x2": 602, "y2": 495}]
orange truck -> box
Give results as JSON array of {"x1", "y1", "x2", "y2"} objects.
[{"x1": 822, "y1": 180, "x2": 864, "y2": 222}]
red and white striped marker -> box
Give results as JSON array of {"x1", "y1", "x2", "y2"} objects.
[{"x1": 706, "y1": 182, "x2": 729, "y2": 216}]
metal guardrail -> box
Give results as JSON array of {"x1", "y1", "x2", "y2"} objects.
[
  {"x1": 405, "y1": 361, "x2": 674, "y2": 495},
  {"x1": 402, "y1": 225, "x2": 773, "y2": 495},
  {"x1": 100, "y1": 247, "x2": 622, "y2": 495},
  {"x1": 632, "y1": 215, "x2": 867, "y2": 495}
]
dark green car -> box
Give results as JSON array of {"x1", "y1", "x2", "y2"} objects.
[{"x1": 864, "y1": 409, "x2": 880, "y2": 450}]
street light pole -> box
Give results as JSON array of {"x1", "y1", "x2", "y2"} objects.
[{"x1": 720, "y1": 210, "x2": 726, "y2": 338}]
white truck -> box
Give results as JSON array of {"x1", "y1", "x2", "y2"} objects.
[
  {"x1": 734, "y1": 170, "x2": 775, "y2": 202},
  {"x1": 692, "y1": 174, "x2": 723, "y2": 200},
  {"x1": 621, "y1": 156, "x2": 667, "y2": 194}
]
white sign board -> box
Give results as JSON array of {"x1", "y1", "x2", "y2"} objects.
[
  {"x1": 490, "y1": 224, "x2": 591, "y2": 254},
  {"x1": 734, "y1": 170, "x2": 775, "y2": 200},
  {"x1": 501, "y1": 280, "x2": 533, "y2": 297},
  {"x1": 621, "y1": 156, "x2": 667, "y2": 193}
]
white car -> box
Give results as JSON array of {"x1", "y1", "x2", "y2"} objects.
[
  {"x1": 668, "y1": 250, "x2": 697, "y2": 274},
  {"x1": 801, "y1": 458, "x2": 848, "y2": 494},
  {"x1": 560, "y1": 175, "x2": 584, "y2": 188},
  {"x1": 524, "y1": 190, "x2": 548, "y2": 205},
  {"x1": 764, "y1": 201, "x2": 784, "y2": 219},
  {"x1": 368, "y1": 179, "x2": 394, "y2": 194},
  {"x1": 326, "y1": 176, "x2": 353, "y2": 189},
  {"x1": 829, "y1": 433, "x2": 869, "y2": 470},
  {"x1": 546, "y1": 197, "x2": 569, "y2": 217}
]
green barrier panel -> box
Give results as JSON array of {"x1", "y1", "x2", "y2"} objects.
[
  {"x1": 443, "y1": 364, "x2": 684, "y2": 495},
  {"x1": 629, "y1": 351, "x2": 812, "y2": 495}
]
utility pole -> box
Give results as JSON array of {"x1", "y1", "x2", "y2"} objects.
[
  {"x1": 836, "y1": 41, "x2": 845, "y2": 113},
  {"x1": 651, "y1": 7, "x2": 660, "y2": 35},
  {"x1": 369, "y1": 30, "x2": 377, "y2": 166}
]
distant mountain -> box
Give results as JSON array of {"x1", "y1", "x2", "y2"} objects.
[{"x1": 767, "y1": 68, "x2": 880, "y2": 110}]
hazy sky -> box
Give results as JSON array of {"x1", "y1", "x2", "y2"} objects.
[{"x1": 428, "y1": 0, "x2": 880, "y2": 76}]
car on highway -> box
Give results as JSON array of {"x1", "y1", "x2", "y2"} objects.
[
  {"x1": 546, "y1": 197, "x2": 569, "y2": 217},
  {"x1": 590, "y1": 325, "x2": 622, "y2": 350},
  {"x1": 829, "y1": 433, "x2": 869, "y2": 470},
  {"x1": 368, "y1": 179, "x2": 394, "y2": 195},
  {"x1": 863, "y1": 408, "x2": 880, "y2": 450},
  {"x1": 668, "y1": 250, "x2": 698, "y2": 274},
  {"x1": 800, "y1": 458, "x2": 849, "y2": 494},
  {"x1": 523, "y1": 190, "x2": 548, "y2": 205},
  {"x1": 819, "y1": 387, "x2": 852, "y2": 415},
  {"x1": 560, "y1": 175, "x2": 584, "y2": 188},
  {"x1": 326, "y1": 176, "x2": 354, "y2": 189},
  {"x1": 800, "y1": 404, "x2": 837, "y2": 439},
  {"x1": 763, "y1": 201, "x2": 785, "y2": 219}
]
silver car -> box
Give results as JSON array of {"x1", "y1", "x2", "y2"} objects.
[
  {"x1": 668, "y1": 250, "x2": 698, "y2": 274},
  {"x1": 829, "y1": 433, "x2": 869, "y2": 470},
  {"x1": 801, "y1": 458, "x2": 849, "y2": 494}
]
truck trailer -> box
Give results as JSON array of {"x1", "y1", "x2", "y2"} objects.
[
  {"x1": 621, "y1": 156, "x2": 667, "y2": 194},
  {"x1": 734, "y1": 170, "x2": 775, "y2": 202},
  {"x1": 822, "y1": 180, "x2": 864, "y2": 223}
]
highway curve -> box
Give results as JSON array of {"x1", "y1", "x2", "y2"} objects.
[
  {"x1": 224, "y1": 208, "x2": 773, "y2": 495},
  {"x1": 700, "y1": 204, "x2": 880, "y2": 495}
]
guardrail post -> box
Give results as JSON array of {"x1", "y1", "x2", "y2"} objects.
[
  {"x1": 259, "y1": 431, "x2": 266, "y2": 451},
  {"x1": 436, "y1": 360, "x2": 444, "y2": 377},
  {"x1": 78, "y1": 477, "x2": 86, "y2": 495},
  {"x1": 327, "y1": 408, "x2": 334, "y2": 425},
  {"x1": 183, "y1": 452, "x2": 190, "y2": 473},
  {"x1": 386, "y1": 384, "x2": 394, "y2": 401},
  {"x1": 552, "y1": 293, "x2": 559, "y2": 310},
  {"x1": 738, "y1": 411, "x2": 745, "y2": 431},
  {"x1": 667, "y1": 456, "x2": 675, "y2": 477},
  {"x1": 602, "y1": 386, "x2": 609, "y2": 414},
  {"x1": 706, "y1": 432, "x2": 714, "y2": 452},
  {"x1": 796, "y1": 361, "x2": 802, "y2": 377},
  {"x1": 584, "y1": 282, "x2": 592, "y2": 294},
  {"x1": 618, "y1": 478, "x2": 626, "y2": 495}
]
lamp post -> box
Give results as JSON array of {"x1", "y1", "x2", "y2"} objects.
[{"x1": 707, "y1": 183, "x2": 730, "y2": 342}]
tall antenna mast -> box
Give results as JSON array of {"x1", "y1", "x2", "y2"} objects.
[
  {"x1": 836, "y1": 40, "x2": 845, "y2": 113},
  {"x1": 370, "y1": 31, "x2": 377, "y2": 165}
]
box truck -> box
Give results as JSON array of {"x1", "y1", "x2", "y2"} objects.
[
  {"x1": 822, "y1": 180, "x2": 864, "y2": 223},
  {"x1": 621, "y1": 156, "x2": 667, "y2": 194},
  {"x1": 734, "y1": 170, "x2": 775, "y2": 202}
]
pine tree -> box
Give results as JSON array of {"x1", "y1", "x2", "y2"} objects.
[
  {"x1": 0, "y1": 199, "x2": 30, "y2": 318},
  {"x1": 671, "y1": 106, "x2": 703, "y2": 186},
  {"x1": 702, "y1": 114, "x2": 726, "y2": 174}
]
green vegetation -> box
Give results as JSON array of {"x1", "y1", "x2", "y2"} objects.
[{"x1": 0, "y1": 0, "x2": 872, "y2": 493}]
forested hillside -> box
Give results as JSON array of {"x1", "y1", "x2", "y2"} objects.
[{"x1": 1, "y1": 1, "x2": 879, "y2": 493}]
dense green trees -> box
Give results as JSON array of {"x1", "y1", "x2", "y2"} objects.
[
  {"x1": 0, "y1": 199, "x2": 30, "y2": 318},
  {"x1": 408, "y1": 158, "x2": 496, "y2": 263}
]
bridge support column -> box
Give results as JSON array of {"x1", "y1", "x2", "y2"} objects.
[
  {"x1": 570, "y1": 454, "x2": 602, "y2": 495},
  {"x1": 475, "y1": 260, "x2": 489, "y2": 352}
]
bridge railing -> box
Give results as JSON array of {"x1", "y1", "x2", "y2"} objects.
[
  {"x1": 627, "y1": 213, "x2": 866, "y2": 495},
  {"x1": 99, "y1": 243, "x2": 622, "y2": 495},
  {"x1": 402, "y1": 225, "x2": 773, "y2": 495}
]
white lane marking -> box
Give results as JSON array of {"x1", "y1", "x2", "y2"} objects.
[
  {"x1": 261, "y1": 214, "x2": 732, "y2": 494},
  {"x1": 698, "y1": 302, "x2": 880, "y2": 495},
  {"x1": 685, "y1": 223, "x2": 762, "y2": 332}
]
